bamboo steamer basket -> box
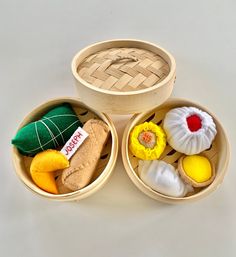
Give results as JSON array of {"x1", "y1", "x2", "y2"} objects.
[
  {"x1": 12, "y1": 98, "x2": 118, "y2": 201},
  {"x1": 72, "y1": 39, "x2": 176, "y2": 114},
  {"x1": 122, "y1": 98, "x2": 230, "y2": 204}
]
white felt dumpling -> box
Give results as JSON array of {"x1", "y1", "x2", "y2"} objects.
[
  {"x1": 163, "y1": 106, "x2": 217, "y2": 155},
  {"x1": 138, "y1": 160, "x2": 192, "y2": 197}
]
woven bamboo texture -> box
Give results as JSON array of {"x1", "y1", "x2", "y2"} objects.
[
  {"x1": 77, "y1": 47, "x2": 170, "y2": 92},
  {"x1": 22, "y1": 105, "x2": 112, "y2": 194},
  {"x1": 128, "y1": 106, "x2": 218, "y2": 197}
]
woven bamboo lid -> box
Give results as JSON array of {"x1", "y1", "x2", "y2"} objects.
[
  {"x1": 77, "y1": 47, "x2": 170, "y2": 92},
  {"x1": 72, "y1": 39, "x2": 176, "y2": 114}
]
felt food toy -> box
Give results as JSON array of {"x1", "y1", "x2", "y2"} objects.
[
  {"x1": 12, "y1": 103, "x2": 82, "y2": 156},
  {"x1": 31, "y1": 172, "x2": 58, "y2": 194},
  {"x1": 30, "y1": 149, "x2": 69, "y2": 173},
  {"x1": 30, "y1": 149, "x2": 69, "y2": 194},
  {"x1": 61, "y1": 119, "x2": 110, "y2": 191},
  {"x1": 55, "y1": 174, "x2": 73, "y2": 194},
  {"x1": 178, "y1": 155, "x2": 215, "y2": 187},
  {"x1": 129, "y1": 122, "x2": 166, "y2": 160},
  {"x1": 138, "y1": 160, "x2": 192, "y2": 197},
  {"x1": 163, "y1": 107, "x2": 217, "y2": 155}
]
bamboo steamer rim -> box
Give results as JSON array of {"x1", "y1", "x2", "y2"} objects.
[
  {"x1": 71, "y1": 39, "x2": 176, "y2": 96},
  {"x1": 12, "y1": 97, "x2": 119, "y2": 201},
  {"x1": 121, "y1": 97, "x2": 231, "y2": 203}
]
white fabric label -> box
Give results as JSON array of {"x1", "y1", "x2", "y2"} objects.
[{"x1": 60, "y1": 127, "x2": 88, "y2": 160}]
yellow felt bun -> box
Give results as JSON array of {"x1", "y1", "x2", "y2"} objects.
[
  {"x1": 30, "y1": 149, "x2": 69, "y2": 194},
  {"x1": 129, "y1": 122, "x2": 166, "y2": 160},
  {"x1": 178, "y1": 155, "x2": 215, "y2": 187}
]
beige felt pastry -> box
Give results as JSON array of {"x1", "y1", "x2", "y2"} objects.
[
  {"x1": 55, "y1": 174, "x2": 73, "y2": 194},
  {"x1": 61, "y1": 119, "x2": 110, "y2": 191}
]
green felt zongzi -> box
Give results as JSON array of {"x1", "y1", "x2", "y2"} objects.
[{"x1": 12, "y1": 103, "x2": 82, "y2": 156}]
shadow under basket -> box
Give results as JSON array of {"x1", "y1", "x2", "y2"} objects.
[
  {"x1": 12, "y1": 98, "x2": 118, "y2": 201},
  {"x1": 122, "y1": 98, "x2": 230, "y2": 204}
]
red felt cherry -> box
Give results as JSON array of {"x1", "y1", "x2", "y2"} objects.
[{"x1": 186, "y1": 114, "x2": 202, "y2": 132}]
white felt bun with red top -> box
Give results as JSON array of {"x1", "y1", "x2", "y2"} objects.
[{"x1": 163, "y1": 107, "x2": 217, "y2": 155}]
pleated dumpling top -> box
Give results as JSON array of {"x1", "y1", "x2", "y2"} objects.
[{"x1": 163, "y1": 107, "x2": 217, "y2": 155}]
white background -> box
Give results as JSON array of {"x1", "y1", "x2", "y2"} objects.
[{"x1": 1, "y1": 1, "x2": 236, "y2": 256}]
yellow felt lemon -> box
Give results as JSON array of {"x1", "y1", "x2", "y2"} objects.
[
  {"x1": 30, "y1": 149, "x2": 69, "y2": 194},
  {"x1": 182, "y1": 155, "x2": 212, "y2": 183},
  {"x1": 129, "y1": 122, "x2": 166, "y2": 160}
]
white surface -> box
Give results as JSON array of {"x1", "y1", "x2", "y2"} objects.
[{"x1": 1, "y1": 1, "x2": 235, "y2": 257}]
